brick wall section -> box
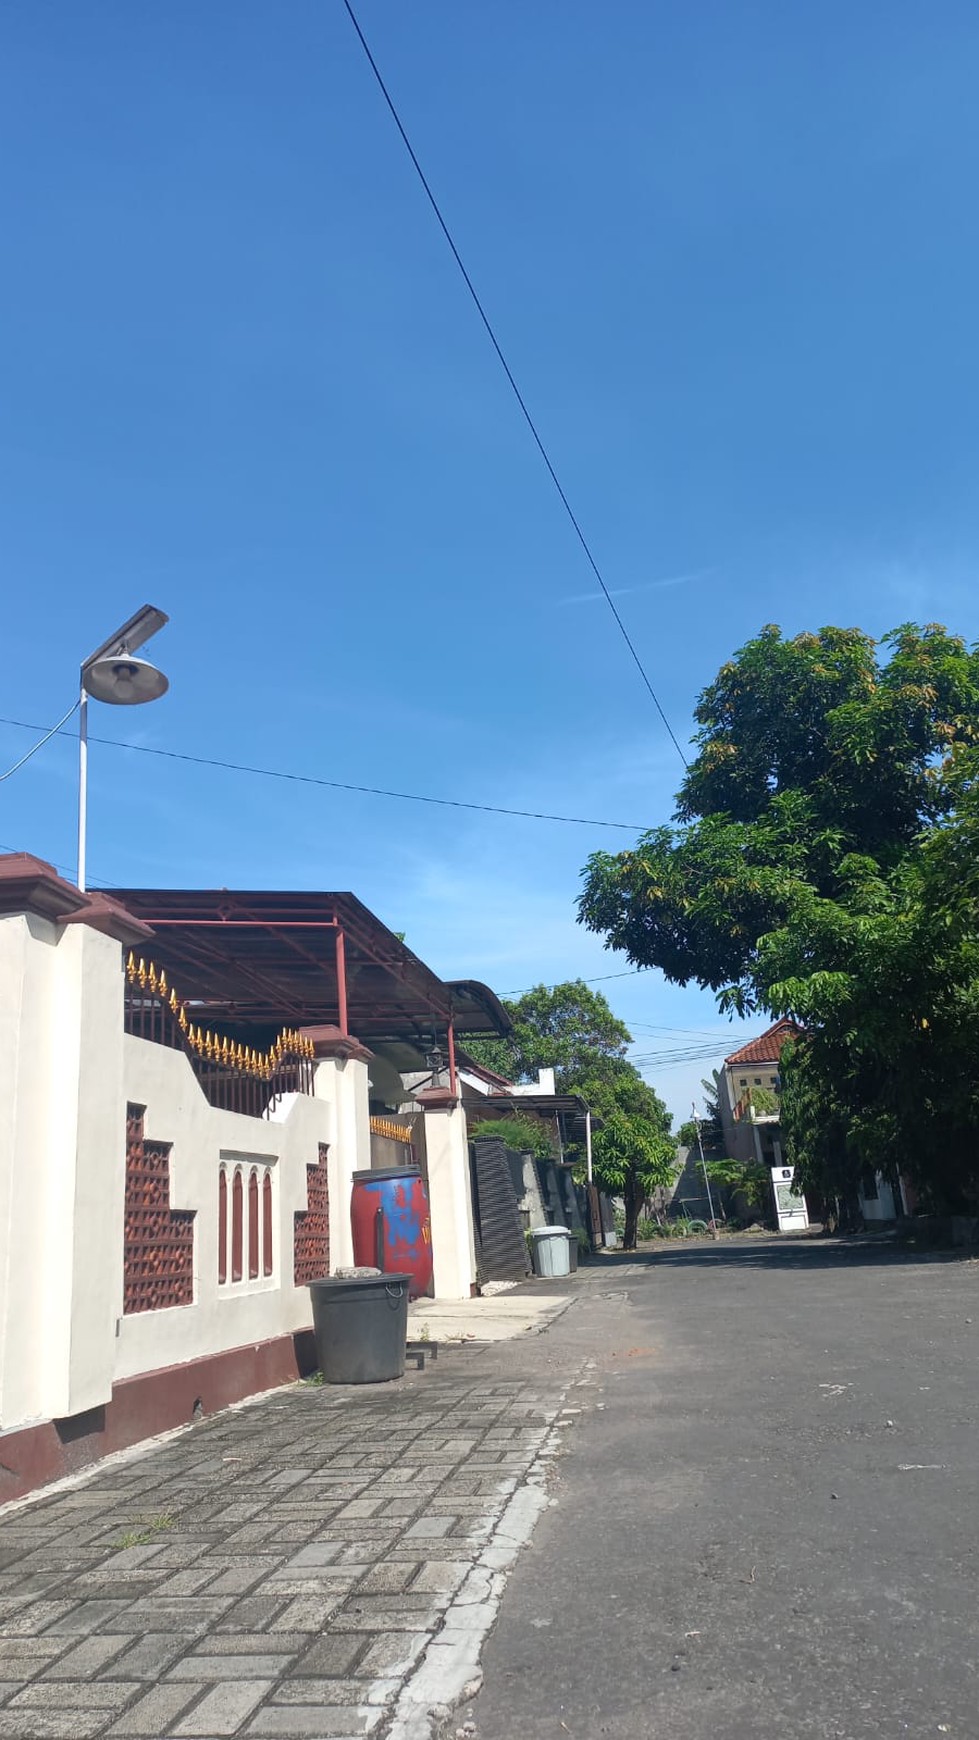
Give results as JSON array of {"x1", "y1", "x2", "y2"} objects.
[
  {"x1": 293, "y1": 1143, "x2": 330, "y2": 1284},
  {"x1": 124, "y1": 1103, "x2": 196, "y2": 1313}
]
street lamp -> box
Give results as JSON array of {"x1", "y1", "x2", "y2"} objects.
[{"x1": 78, "y1": 606, "x2": 169, "y2": 892}]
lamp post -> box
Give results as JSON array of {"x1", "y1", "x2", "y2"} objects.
[
  {"x1": 692, "y1": 1101, "x2": 720, "y2": 1240},
  {"x1": 77, "y1": 606, "x2": 169, "y2": 892}
]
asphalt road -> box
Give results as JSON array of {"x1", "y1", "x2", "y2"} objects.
[{"x1": 465, "y1": 1236, "x2": 979, "y2": 1740}]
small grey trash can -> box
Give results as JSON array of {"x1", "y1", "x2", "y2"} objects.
[
  {"x1": 309, "y1": 1273, "x2": 410, "y2": 1384},
  {"x1": 530, "y1": 1226, "x2": 573, "y2": 1279}
]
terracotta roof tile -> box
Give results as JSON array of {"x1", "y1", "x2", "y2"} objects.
[{"x1": 724, "y1": 1018, "x2": 802, "y2": 1067}]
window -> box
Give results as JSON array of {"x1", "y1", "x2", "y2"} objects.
[
  {"x1": 739, "y1": 1078, "x2": 747, "y2": 1087},
  {"x1": 753, "y1": 1076, "x2": 762, "y2": 1085}
]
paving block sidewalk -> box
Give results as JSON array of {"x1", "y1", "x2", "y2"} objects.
[{"x1": 0, "y1": 1341, "x2": 577, "y2": 1740}]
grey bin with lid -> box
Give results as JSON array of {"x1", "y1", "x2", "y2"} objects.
[
  {"x1": 530, "y1": 1226, "x2": 573, "y2": 1279},
  {"x1": 308, "y1": 1272, "x2": 411, "y2": 1384}
]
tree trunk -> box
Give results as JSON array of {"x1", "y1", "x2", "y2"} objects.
[{"x1": 622, "y1": 1169, "x2": 642, "y2": 1250}]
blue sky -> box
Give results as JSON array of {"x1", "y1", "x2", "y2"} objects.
[{"x1": 3, "y1": 1, "x2": 979, "y2": 1123}]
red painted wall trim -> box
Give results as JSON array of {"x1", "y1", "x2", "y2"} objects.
[
  {"x1": 0, "y1": 1328, "x2": 318, "y2": 1507},
  {"x1": 263, "y1": 1172, "x2": 274, "y2": 1276},
  {"x1": 218, "y1": 1167, "x2": 228, "y2": 1284},
  {"x1": 232, "y1": 1167, "x2": 243, "y2": 1281},
  {"x1": 248, "y1": 1169, "x2": 259, "y2": 1279}
]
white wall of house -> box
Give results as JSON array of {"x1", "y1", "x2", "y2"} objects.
[
  {"x1": 510, "y1": 1068, "x2": 556, "y2": 1096},
  {"x1": 422, "y1": 1097, "x2": 477, "y2": 1299},
  {"x1": 0, "y1": 911, "x2": 127, "y2": 1430},
  {"x1": 115, "y1": 1036, "x2": 349, "y2": 1383},
  {"x1": 859, "y1": 1173, "x2": 901, "y2": 1222},
  {"x1": 0, "y1": 901, "x2": 371, "y2": 1439}
]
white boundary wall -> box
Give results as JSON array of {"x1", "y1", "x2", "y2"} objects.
[{"x1": 0, "y1": 907, "x2": 370, "y2": 1437}]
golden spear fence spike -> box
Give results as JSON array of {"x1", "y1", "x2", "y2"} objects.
[
  {"x1": 158, "y1": 969, "x2": 167, "y2": 995},
  {"x1": 126, "y1": 951, "x2": 136, "y2": 978},
  {"x1": 178, "y1": 1004, "x2": 188, "y2": 1029},
  {"x1": 137, "y1": 957, "x2": 147, "y2": 987}
]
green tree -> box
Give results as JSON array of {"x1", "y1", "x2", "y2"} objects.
[
  {"x1": 465, "y1": 979, "x2": 631, "y2": 1089},
  {"x1": 763, "y1": 789, "x2": 979, "y2": 1212},
  {"x1": 468, "y1": 981, "x2": 674, "y2": 1249},
  {"x1": 704, "y1": 1155, "x2": 770, "y2": 1220},
  {"x1": 579, "y1": 1064, "x2": 677, "y2": 1251},
  {"x1": 578, "y1": 622, "x2": 979, "y2": 1213},
  {"x1": 580, "y1": 623, "x2": 979, "y2": 1011},
  {"x1": 468, "y1": 1115, "x2": 555, "y2": 1161}
]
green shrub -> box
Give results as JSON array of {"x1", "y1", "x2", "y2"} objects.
[{"x1": 470, "y1": 1116, "x2": 554, "y2": 1159}]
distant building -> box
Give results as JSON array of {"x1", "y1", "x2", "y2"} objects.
[{"x1": 716, "y1": 1018, "x2": 803, "y2": 1170}]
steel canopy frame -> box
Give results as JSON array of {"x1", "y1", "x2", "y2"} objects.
[{"x1": 106, "y1": 888, "x2": 510, "y2": 1074}]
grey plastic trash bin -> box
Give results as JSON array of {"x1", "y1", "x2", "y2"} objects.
[
  {"x1": 308, "y1": 1273, "x2": 410, "y2": 1384},
  {"x1": 530, "y1": 1226, "x2": 572, "y2": 1279}
]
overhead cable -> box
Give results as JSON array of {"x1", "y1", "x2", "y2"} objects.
[
  {"x1": 0, "y1": 715, "x2": 648, "y2": 831},
  {"x1": 340, "y1": 0, "x2": 689, "y2": 768},
  {"x1": 0, "y1": 699, "x2": 80, "y2": 782}
]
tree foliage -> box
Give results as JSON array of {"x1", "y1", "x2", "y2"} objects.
[
  {"x1": 468, "y1": 981, "x2": 674, "y2": 1249},
  {"x1": 465, "y1": 979, "x2": 631, "y2": 1089},
  {"x1": 468, "y1": 1115, "x2": 555, "y2": 1160},
  {"x1": 578, "y1": 622, "x2": 979, "y2": 1213},
  {"x1": 704, "y1": 1155, "x2": 769, "y2": 1219}
]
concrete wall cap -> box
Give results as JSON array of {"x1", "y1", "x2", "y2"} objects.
[{"x1": 300, "y1": 1024, "x2": 373, "y2": 1063}]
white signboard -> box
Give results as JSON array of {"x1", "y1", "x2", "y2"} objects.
[{"x1": 771, "y1": 1165, "x2": 809, "y2": 1233}]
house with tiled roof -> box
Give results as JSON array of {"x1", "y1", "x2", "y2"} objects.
[{"x1": 716, "y1": 1017, "x2": 803, "y2": 1171}]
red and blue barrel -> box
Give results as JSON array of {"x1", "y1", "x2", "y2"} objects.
[{"x1": 351, "y1": 1167, "x2": 433, "y2": 1300}]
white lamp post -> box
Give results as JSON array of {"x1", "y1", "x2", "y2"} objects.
[{"x1": 78, "y1": 606, "x2": 169, "y2": 892}]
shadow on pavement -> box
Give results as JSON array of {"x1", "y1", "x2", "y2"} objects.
[{"x1": 587, "y1": 1234, "x2": 976, "y2": 1271}]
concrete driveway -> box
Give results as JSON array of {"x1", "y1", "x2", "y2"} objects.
[{"x1": 465, "y1": 1236, "x2": 979, "y2": 1740}]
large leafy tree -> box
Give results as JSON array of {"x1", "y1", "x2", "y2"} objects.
[
  {"x1": 465, "y1": 979, "x2": 631, "y2": 1090},
  {"x1": 578, "y1": 622, "x2": 979, "y2": 1212},
  {"x1": 580, "y1": 1064, "x2": 676, "y2": 1250},
  {"x1": 467, "y1": 981, "x2": 674, "y2": 1248}
]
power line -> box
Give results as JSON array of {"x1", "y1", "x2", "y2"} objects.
[
  {"x1": 630, "y1": 1041, "x2": 742, "y2": 1067},
  {"x1": 340, "y1": 0, "x2": 689, "y2": 769},
  {"x1": 629, "y1": 1016, "x2": 737, "y2": 1030},
  {"x1": 0, "y1": 699, "x2": 80, "y2": 782},
  {"x1": 500, "y1": 969, "x2": 647, "y2": 998},
  {"x1": 0, "y1": 715, "x2": 648, "y2": 831}
]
